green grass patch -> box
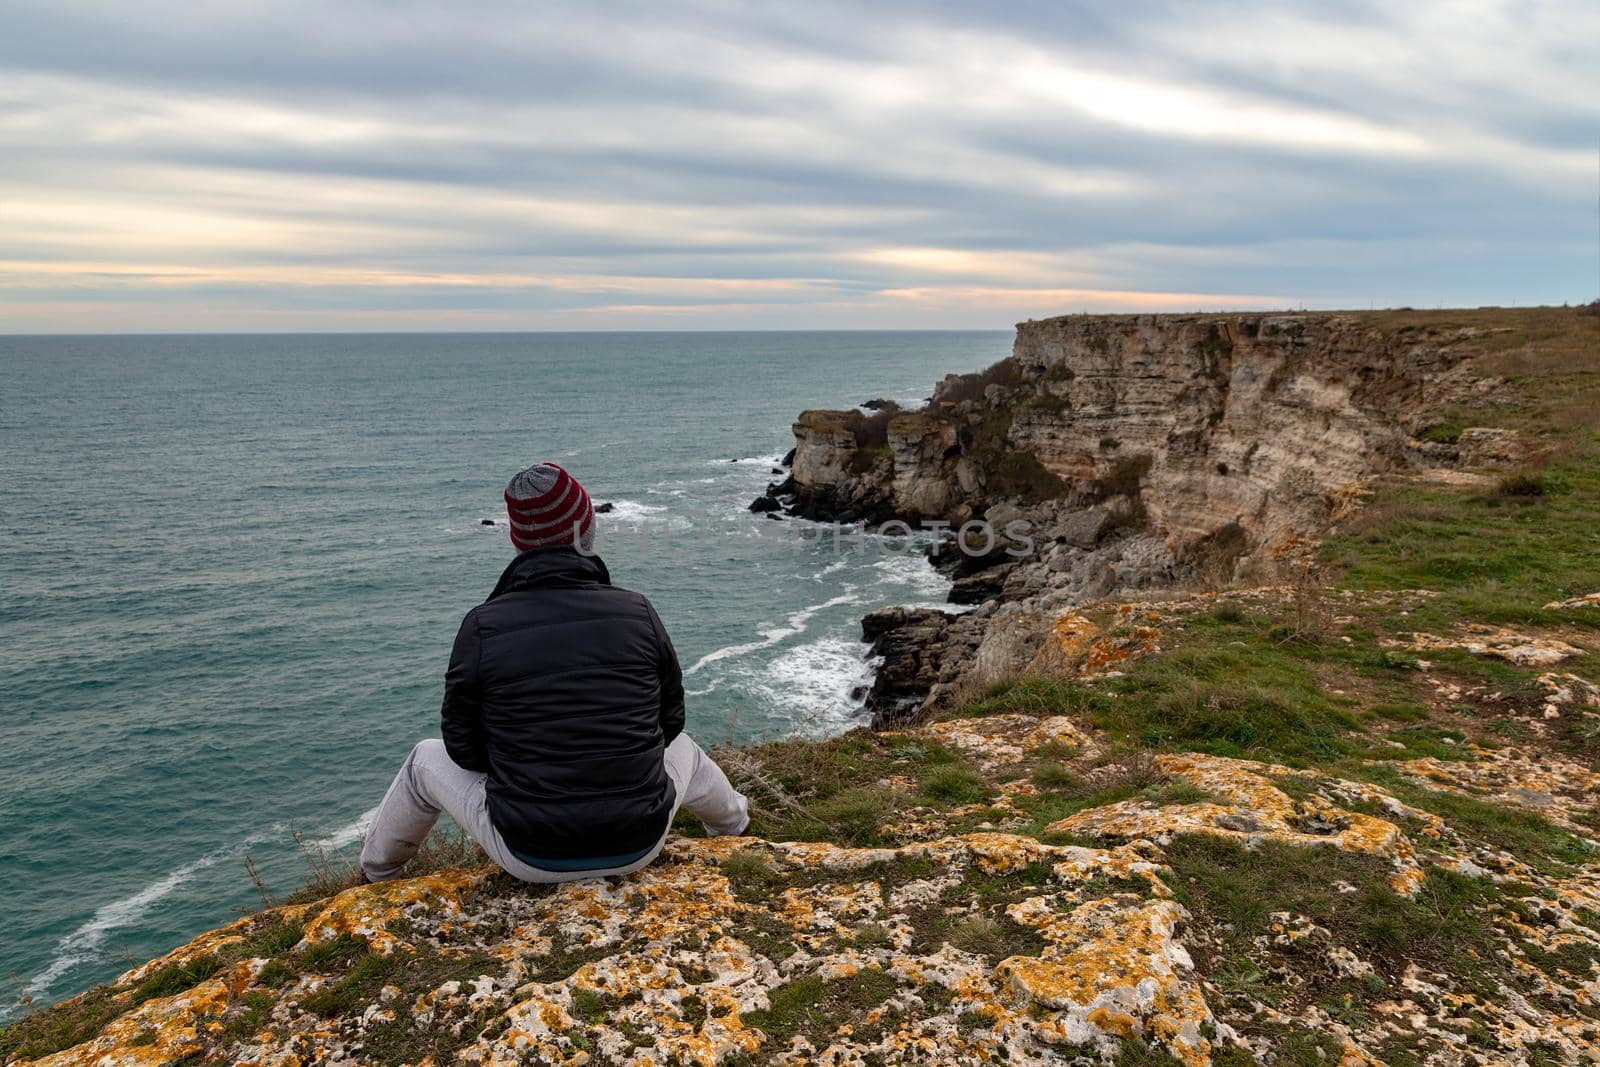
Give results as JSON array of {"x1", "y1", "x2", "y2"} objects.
[
  {"x1": 955, "y1": 676, "x2": 1113, "y2": 721},
  {"x1": 1032, "y1": 760, "x2": 1080, "y2": 790},
  {"x1": 128, "y1": 955, "x2": 223, "y2": 1005},
  {"x1": 919, "y1": 765, "x2": 992, "y2": 805},
  {"x1": 298, "y1": 951, "x2": 399, "y2": 1017},
  {"x1": 1098, "y1": 642, "x2": 1362, "y2": 765},
  {"x1": 0, "y1": 984, "x2": 131, "y2": 1062},
  {"x1": 734, "y1": 729, "x2": 987, "y2": 845},
  {"x1": 218, "y1": 990, "x2": 277, "y2": 1045},
  {"x1": 1165, "y1": 837, "x2": 1505, "y2": 995},
  {"x1": 1324, "y1": 451, "x2": 1600, "y2": 631},
  {"x1": 742, "y1": 970, "x2": 900, "y2": 1046}
]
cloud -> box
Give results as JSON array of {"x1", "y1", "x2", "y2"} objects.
[{"x1": 0, "y1": 0, "x2": 1594, "y2": 331}]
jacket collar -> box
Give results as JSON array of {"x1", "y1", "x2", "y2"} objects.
[{"x1": 487, "y1": 548, "x2": 612, "y2": 601}]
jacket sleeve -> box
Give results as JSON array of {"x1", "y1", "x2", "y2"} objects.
[
  {"x1": 647, "y1": 600, "x2": 685, "y2": 747},
  {"x1": 440, "y1": 611, "x2": 490, "y2": 772}
]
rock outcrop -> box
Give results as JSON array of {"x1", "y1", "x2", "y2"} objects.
[
  {"x1": 798, "y1": 312, "x2": 1550, "y2": 725},
  {"x1": 788, "y1": 312, "x2": 1496, "y2": 572}
]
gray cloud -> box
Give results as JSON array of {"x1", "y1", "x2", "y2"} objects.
[{"x1": 0, "y1": 0, "x2": 1594, "y2": 330}]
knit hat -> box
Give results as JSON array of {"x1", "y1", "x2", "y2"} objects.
[{"x1": 504, "y1": 462, "x2": 596, "y2": 553}]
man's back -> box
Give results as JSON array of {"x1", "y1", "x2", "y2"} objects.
[{"x1": 441, "y1": 548, "x2": 685, "y2": 861}]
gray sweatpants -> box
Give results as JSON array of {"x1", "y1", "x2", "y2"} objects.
[{"x1": 359, "y1": 735, "x2": 750, "y2": 883}]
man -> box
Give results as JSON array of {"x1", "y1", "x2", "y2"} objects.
[{"x1": 360, "y1": 462, "x2": 750, "y2": 883}]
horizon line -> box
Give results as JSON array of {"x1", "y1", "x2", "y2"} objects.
[{"x1": 2, "y1": 303, "x2": 1578, "y2": 339}]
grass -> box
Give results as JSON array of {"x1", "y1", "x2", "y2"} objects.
[
  {"x1": 127, "y1": 957, "x2": 224, "y2": 1005},
  {"x1": 722, "y1": 730, "x2": 989, "y2": 845},
  {"x1": 1032, "y1": 759, "x2": 1080, "y2": 790},
  {"x1": 1355, "y1": 765, "x2": 1600, "y2": 872},
  {"x1": 298, "y1": 951, "x2": 399, "y2": 1017},
  {"x1": 964, "y1": 630, "x2": 1364, "y2": 767},
  {"x1": 1324, "y1": 458, "x2": 1600, "y2": 631},
  {"x1": 1165, "y1": 837, "x2": 1506, "y2": 997},
  {"x1": 0, "y1": 912, "x2": 311, "y2": 1061},
  {"x1": 739, "y1": 969, "x2": 900, "y2": 1047},
  {"x1": 0, "y1": 985, "x2": 130, "y2": 1062},
  {"x1": 919, "y1": 765, "x2": 992, "y2": 805}
]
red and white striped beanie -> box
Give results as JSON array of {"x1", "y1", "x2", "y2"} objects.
[{"x1": 504, "y1": 462, "x2": 596, "y2": 553}]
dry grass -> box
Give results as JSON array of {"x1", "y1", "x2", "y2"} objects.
[
  {"x1": 1272, "y1": 532, "x2": 1333, "y2": 642},
  {"x1": 259, "y1": 823, "x2": 490, "y2": 908}
]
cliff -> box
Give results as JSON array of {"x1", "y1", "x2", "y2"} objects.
[
  {"x1": 783, "y1": 312, "x2": 1517, "y2": 567},
  {"x1": 762, "y1": 310, "x2": 1557, "y2": 726},
  {"x1": 6, "y1": 306, "x2": 1599, "y2": 1067}
]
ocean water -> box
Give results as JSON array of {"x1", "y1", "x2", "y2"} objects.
[{"x1": 0, "y1": 330, "x2": 1009, "y2": 1018}]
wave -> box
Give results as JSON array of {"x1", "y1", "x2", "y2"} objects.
[
  {"x1": 710, "y1": 453, "x2": 787, "y2": 468},
  {"x1": 753, "y1": 636, "x2": 876, "y2": 735},
  {"x1": 683, "y1": 590, "x2": 859, "y2": 676},
  {"x1": 23, "y1": 824, "x2": 284, "y2": 1003},
  {"x1": 870, "y1": 553, "x2": 954, "y2": 601},
  {"x1": 312, "y1": 805, "x2": 380, "y2": 852},
  {"x1": 597, "y1": 500, "x2": 697, "y2": 533}
]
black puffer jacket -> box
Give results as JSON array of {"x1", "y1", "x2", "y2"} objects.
[{"x1": 439, "y1": 548, "x2": 684, "y2": 860}]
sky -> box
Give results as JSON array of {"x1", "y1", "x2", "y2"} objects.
[{"x1": 1, "y1": 0, "x2": 1596, "y2": 332}]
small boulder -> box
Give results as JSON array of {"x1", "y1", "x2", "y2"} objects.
[
  {"x1": 480, "y1": 518, "x2": 496, "y2": 526},
  {"x1": 594, "y1": 502, "x2": 615, "y2": 514},
  {"x1": 748, "y1": 495, "x2": 782, "y2": 513}
]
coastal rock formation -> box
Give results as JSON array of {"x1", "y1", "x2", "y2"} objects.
[
  {"x1": 789, "y1": 312, "x2": 1488, "y2": 572},
  {"x1": 794, "y1": 311, "x2": 1560, "y2": 725}
]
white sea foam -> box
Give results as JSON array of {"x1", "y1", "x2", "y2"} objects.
[
  {"x1": 684, "y1": 591, "x2": 860, "y2": 676},
  {"x1": 313, "y1": 805, "x2": 380, "y2": 851},
  {"x1": 870, "y1": 553, "x2": 954, "y2": 601},
  {"x1": 601, "y1": 499, "x2": 668, "y2": 520},
  {"x1": 752, "y1": 636, "x2": 876, "y2": 736},
  {"x1": 24, "y1": 825, "x2": 284, "y2": 1002},
  {"x1": 712, "y1": 453, "x2": 787, "y2": 468}
]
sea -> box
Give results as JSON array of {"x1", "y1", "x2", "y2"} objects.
[{"x1": 0, "y1": 330, "x2": 1010, "y2": 1018}]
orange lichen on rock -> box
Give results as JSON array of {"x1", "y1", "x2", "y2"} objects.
[
  {"x1": 923, "y1": 713, "x2": 1092, "y2": 769},
  {"x1": 1545, "y1": 592, "x2": 1600, "y2": 611},
  {"x1": 299, "y1": 868, "x2": 488, "y2": 956},
  {"x1": 998, "y1": 896, "x2": 1211, "y2": 1066},
  {"x1": 28, "y1": 967, "x2": 243, "y2": 1067},
  {"x1": 1538, "y1": 671, "x2": 1600, "y2": 717},
  {"x1": 1389, "y1": 747, "x2": 1600, "y2": 835},
  {"x1": 1050, "y1": 753, "x2": 1428, "y2": 895},
  {"x1": 1028, "y1": 605, "x2": 1165, "y2": 679}
]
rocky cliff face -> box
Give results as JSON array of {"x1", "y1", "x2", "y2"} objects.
[
  {"x1": 785, "y1": 313, "x2": 1495, "y2": 568},
  {"x1": 772, "y1": 312, "x2": 1536, "y2": 726}
]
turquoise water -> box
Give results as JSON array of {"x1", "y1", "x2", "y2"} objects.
[{"x1": 0, "y1": 330, "x2": 1008, "y2": 1017}]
